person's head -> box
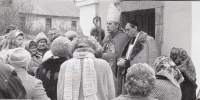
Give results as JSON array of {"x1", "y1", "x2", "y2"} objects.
[
  {"x1": 47, "y1": 28, "x2": 57, "y2": 42},
  {"x1": 125, "y1": 20, "x2": 140, "y2": 37},
  {"x1": 5, "y1": 48, "x2": 31, "y2": 69},
  {"x1": 153, "y1": 56, "x2": 184, "y2": 87},
  {"x1": 8, "y1": 30, "x2": 24, "y2": 49},
  {"x1": 125, "y1": 63, "x2": 156, "y2": 96},
  {"x1": 107, "y1": 21, "x2": 120, "y2": 34},
  {"x1": 70, "y1": 35, "x2": 103, "y2": 58},
  {"x1": 106, "y1": 3, "x2": 121, "y2": 34},
  {"x1": 170, "y1": 47, "x2": 188, "y2": 66},
  {"x1": 35, "y1": 32, "x2": 48, "y2": 50},
  {"x1": 25, "y1": 40, "x2": 37, "y2": 56},
  {"x1": 90, "y1": 27, "x2": 105, "y2": 42},
  {"x1": 63, "y1": 31, "x2": 78, "y2": 41},
  {"x1": 5, "y1": 25, "x2": 17, "y2": 34},
  {"x1": 51, "y1": 37, "x2": 71, "y2": 58}
]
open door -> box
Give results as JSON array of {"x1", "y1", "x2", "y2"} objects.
[{"x1": 120, "y1": 8, "x2": 155, "y2": 38}]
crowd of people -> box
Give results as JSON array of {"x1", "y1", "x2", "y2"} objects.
[{"x1": 0, "y1": 2, "x2": 199, "y2": 100}]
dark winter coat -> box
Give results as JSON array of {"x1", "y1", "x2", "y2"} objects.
[
  {"x1": 0, "y1": 63, "x2": 27, "y2": 99},
  {"x1": 35, "y1": 57, "x2": 67, "y2": 100}
]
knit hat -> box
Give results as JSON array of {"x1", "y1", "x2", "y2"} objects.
[
  {"x1": 51, "y1": 37, "x2": 71, "y2": 57},
  {"x1": 35, "y1": 32, "x2": 48, "y2": 43},
  {"x1": 5, "y1": 48, "x2": 31, "y2": 68}
]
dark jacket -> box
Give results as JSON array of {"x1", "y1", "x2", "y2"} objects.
[
  {"x1": 0, "y1": 63, "x2": 27, "y2": 99},
  {"x1": 36, "y1": 57, "x2": 67, "y2": 100}
]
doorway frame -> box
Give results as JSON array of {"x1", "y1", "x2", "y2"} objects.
[{"x1": 120, "y1": 1, "x2": 164, "y2": 56}]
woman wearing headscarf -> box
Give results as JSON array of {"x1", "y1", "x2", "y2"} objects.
[
  {"x1": 25, "y1": 40, "x2": 42, "y2": 76},
  {"x1": 170, "y1": 47, "x2": 197, "y2": 100},
  {"x1": 36, "y1": 37, "x2": 71, "y2": 100},
  {"x1": 0, "y1": 30, "x2": 24, "y2": 55},
  {"x1": 112, "y1": 63, "x2": 156, "y2": 100},
  {"x1": 149, "y1": 56, "x2": 184, "y2": 100},
  {"x1": 57, "y1": 35, "x2": 115, "y2": 100},
  {"x1": 35, "y1": 32, "x2": 49, "y2": 57},
  {"x1": 4, "y1": 48, "x2": 49, "y2": 99},
  {"x1": 0, "y1": 25, "x2": 17, "y2": 50}
]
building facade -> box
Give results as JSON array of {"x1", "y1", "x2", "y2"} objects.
[{"x1": 75, "y1": 0, "x2": 200, "y2": 94}]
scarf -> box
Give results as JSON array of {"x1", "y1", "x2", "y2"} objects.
[
  {"x1": 63, "y1": 51, "x2": 98, "y2": 100},
  {"x1": 170, "y1": 47, "x2": 196, "y2": 84},
  {"x1": 153, "y1": 56, "x2": 184, "y2": 88}
]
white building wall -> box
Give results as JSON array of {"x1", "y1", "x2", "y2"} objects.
[
  {"x1": 192, "y1": 1, "x2": 200, "y2": 94},
  {"x1": 162, "y1": 1, "x2": 192, "y2": 56}
]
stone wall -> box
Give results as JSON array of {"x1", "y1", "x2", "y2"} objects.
[{"x1": 120, "y1": 1, "x2": 164, "y2": 56}]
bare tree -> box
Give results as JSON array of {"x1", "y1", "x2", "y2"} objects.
[{"x1": 0, "y1": 0, "x2": 36, "y2": 36}]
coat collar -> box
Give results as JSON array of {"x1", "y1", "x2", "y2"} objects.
[{"x1": 129, "y1": 31, "x2": 147, "y2": 60}]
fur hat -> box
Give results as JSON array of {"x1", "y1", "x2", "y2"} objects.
[
  {"x1": 35, "y1": 32, "x2": 48, "y2": 43},
  {"x1": 70, "y1": 35, "x2": 103, "y2": 58},
  {"x1": 51, "y1": 37, "x2": 71, "y2": 57}
]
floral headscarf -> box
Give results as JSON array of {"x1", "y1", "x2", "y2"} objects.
[
  {"x1": 153, "y1": 56, "x2": 184, "y2": 88},
  {"x1": 1, "y1": 30, "x2": 24, "y2": 50},
  {"x1": 170, "y1": 47, "x2": 196, "y2": 84}
]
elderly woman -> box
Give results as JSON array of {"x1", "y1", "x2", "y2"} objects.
[
  {"x1": 36, "y1": 37, "x2": 71, "y2": 100},
  {"x1": 112, "y1": 63, "x2": 156, "y2": 100},
  {"x1": 149, "y1": 56, "x2": 184, "y2": 100},
  {"x1": 4, "y1": 48, "x2": 49, "y2": 99},
  {"x1": 25, "y1": 40, "x2": 42, "y2": 76},
  {"x1": 170, "y1": 47, "x2": 197, "y2": 100},
  {"x1": 57, "y1": 35, "x2": 115, "y2": 100}
]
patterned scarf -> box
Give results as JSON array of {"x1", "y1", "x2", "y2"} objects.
[
  {"x1": 63, "y1": 51, "x2": 98, "y2": 100},
  {"x1": 153, "y1": 56, "x2": 184, "y2": 88},
  {"x1": 170, "y1": 47, "x2": 196, "y2": 84}
]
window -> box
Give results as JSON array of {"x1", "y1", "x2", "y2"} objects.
[
  {"x1": 46, "y1": 18, "x2": 52, "y2": 30},
  {"x1": 2, "y1": 0, "x2": 13, "y2": 6},
  {"x1": 71, "y1": 21, "x2": 76, "y2": 31}
]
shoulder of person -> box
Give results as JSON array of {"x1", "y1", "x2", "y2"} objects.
[{"x1": 146, "y1": 35, "x2": 155, "y2": 41}]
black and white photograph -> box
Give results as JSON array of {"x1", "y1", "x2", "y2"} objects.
[{"x1": 0, "y1": 0, "x2": 200, "y2": 100}]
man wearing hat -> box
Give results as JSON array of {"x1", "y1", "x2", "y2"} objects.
[
  {"x1": 102, "y1": 2, "x2": 129, "y2": 96},
  {"x1": 117, "y1": 20, "x2": 159, "y2": 95}
]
